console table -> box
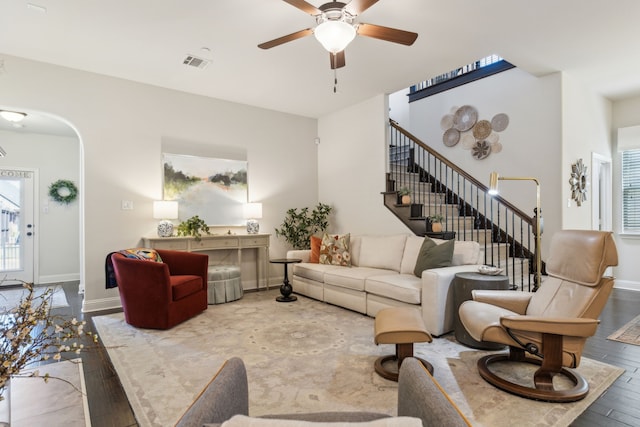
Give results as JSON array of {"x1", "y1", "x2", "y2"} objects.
[{"x1": 142, "y1": 234, "x2": 270, "y2": 290}]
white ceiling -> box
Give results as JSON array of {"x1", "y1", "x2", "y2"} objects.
[{"x1": 1, "y1": 0, "x2": 640, "y2": 129}]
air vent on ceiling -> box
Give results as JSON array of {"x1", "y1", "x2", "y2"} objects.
[{"x1": 183, "y1": 55, "x2": 210, "y2": 69}]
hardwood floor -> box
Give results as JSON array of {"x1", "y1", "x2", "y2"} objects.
[{"x1": 55, "y1": 283, "x2": 640, "y2": 427}]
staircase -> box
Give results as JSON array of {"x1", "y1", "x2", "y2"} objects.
[{"x1": 384, "y1": 120, "x2": 538, "y2": 291}]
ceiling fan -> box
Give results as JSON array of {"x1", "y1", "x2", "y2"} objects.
[{"x1": 258, "y1": 0, "x2": 418, "y2": 70}]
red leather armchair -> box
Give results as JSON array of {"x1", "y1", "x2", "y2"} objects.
[{"x1": 111, "y1": 249, "x2": 209, "y2": 329}]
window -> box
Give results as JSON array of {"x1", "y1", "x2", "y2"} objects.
[{"x1": 622, "y1": 149, "x2": 640, "y2": 232}]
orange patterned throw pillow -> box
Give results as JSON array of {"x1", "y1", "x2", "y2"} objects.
[
  {"x1": 309, "y1": 235, "x2": 322, "y2": 263},
  {"x1": 319, "y1": 233, "x2": 351, "y2": 267}
]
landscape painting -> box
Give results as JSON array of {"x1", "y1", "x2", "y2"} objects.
[{"x1": 163, "y1": 153, "x2": 247, "y2": 226}]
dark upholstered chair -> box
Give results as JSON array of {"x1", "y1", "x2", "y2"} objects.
[
  {"x1": 459, "y1": 230, "x2": 618, "y2": 402},
  {"x1": 111, "y1": 249, "x2": 208, "y2": 329},
  {"x1": 175, "y1": 357, "x2": 471, "y2": 427}
]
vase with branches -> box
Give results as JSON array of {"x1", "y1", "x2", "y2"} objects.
[{"x1": 0, "y1": 282, "x2": 99, "y2": 420}]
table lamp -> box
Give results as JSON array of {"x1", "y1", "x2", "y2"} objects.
[
  {"x1": 244, "y1": 202, "x2": 262, "y2": 234},
  {"x1": 153, "y1": 200, "x2": 179, "y2": 237}
]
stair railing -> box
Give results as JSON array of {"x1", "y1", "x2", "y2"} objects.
[{"x1": 388, "y1": 120, "x2": 537, "y2": 291}]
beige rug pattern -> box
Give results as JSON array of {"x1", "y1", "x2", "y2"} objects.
[
  {"x1": 93, "y1": 290, "x2": 624, "y2": 427},
  {"x1": 607, "y1": 313, "x2": 640, "y2": 346},
  {"x1": 0, "y1": 284, "x2": 69, "y2": 311}
]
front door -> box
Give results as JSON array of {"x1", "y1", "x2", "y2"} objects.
[{"x1": 0, "y1": 168, "x2": 35, "y2": 285}]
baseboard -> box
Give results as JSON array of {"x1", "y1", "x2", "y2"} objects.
[
  {"x1": 82, "y1": 295, "x2": 123, "y2": 313},
  {"x1": 614, "y1": 280, "x2": 640, "y2": 292},
  {"x1": 38, "y1": 273, "x2": 80, "y2": 284}
]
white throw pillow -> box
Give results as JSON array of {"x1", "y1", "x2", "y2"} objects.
[{"x1": 358, "y1": 235, "x2": 407, "y2": 271}]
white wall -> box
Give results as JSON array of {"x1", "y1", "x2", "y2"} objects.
[
  {"x1": 560, "y1": 74, "x2": 613, "y2": 230},
  {"x1": 612, "y1": 96, "x2": 640, "y2": 290},
  {"x1": 0, "y1": 55, "x2": 319, "y2": 311},
  {"x1": 318, "y1": 94, "x2": 410, "y2": 235},
  {"x1": 395, "y1": 68, "x2": 563, "y2": 258},
  {"x1": 0, "y1": 130, "x2": 80, "y2": 283}
]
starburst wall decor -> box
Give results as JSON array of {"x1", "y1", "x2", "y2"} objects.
[{"x1": 569, "y1": 158, "x2": 588, "y2": 206}]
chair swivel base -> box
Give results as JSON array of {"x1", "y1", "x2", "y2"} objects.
[
  {"x1": 477, "y1": 353, "x2": 589, "y2": 402},
  {"x1": 375, "y1": 351, "x2": 434, "y2": 382}
]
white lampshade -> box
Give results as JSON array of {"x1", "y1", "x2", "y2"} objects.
[
  {"x1": 314, "y1": 20, "x2": 356, "y2": 53},
  {"x1": 0, "y1": 110, "x2": 27, "y2": 123},
  {"x1": 243, "y1": 202, "x2": 263, "y2": 219},
  {"x1": 153, "y1": 200, "x2": 179, "y2": 219}
]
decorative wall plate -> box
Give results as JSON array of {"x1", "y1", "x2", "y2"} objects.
[
  {"x1": 490, "y1": 142, "x2": 503, "y2": 153},
  {"x1": 460, "y1": 132, "x2": 476, "y2": 149},
  {"x1": 486, "y1": 131, "x2": 499, "y2": 144},
  {"x1": 440, "y1": 114, "x2": 454, "y2": 130},
  {"x1": 472, "y1": 140, "x2": 491, "y2": 159},
  {"x1": 443, "y1": 128, "x2": 461, "y2": 146},
  {"x1": 491, "y1": 113, "x2": 510, "y2": 132},
  {"x1": 569, "y1": 158, "x2": 588, "y2": 206},
  {"x1": 453, "y1": 105, "x2": 478, "y2": 131},
  {"x1": 472, "y1": 120, "x2": 492, "y2": 139}
]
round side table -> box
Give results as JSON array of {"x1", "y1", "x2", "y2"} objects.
[
  {"x1": 269, "y1": 258, "x2": 301, "y2": 302},
  {"x1": 453, "y1": 271, "x2": 509, "y2": 349}
]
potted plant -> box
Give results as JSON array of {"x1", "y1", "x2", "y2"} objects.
[
  {"x1": 428, "y1": 214, "x2": 444, "y2": 232},
  {"x1": 275, "y1": 203, "x2": 332, "y2": 250},
  {"x1": 398, "y1": 187, "x2": 411, "y2": 204},
  {"x1": 176, "y1": 215, "x2": 210, "y2": 241}
]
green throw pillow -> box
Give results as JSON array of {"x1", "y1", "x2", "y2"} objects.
[{"x1": 413, "y1": 237, "x2": 454, "y2": 277}]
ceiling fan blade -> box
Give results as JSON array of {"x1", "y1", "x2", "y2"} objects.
[
  {"x1": 258, "y1": 28, "x2": 313, "y2": 49},
  {"x1": 282, "y1": 0, "x2": 322, "y2": 15},
  {"x1": 330, "y1": 51, "x2": 346, "y2": 69},
  {"x1": 357, "y1": 23, "x2": 418, "y2": 46},
  {"x1": 345, "y1": 0, "x2": 379, "y2": 15}
]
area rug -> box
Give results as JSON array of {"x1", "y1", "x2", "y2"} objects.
[
  {"x1": 607, "y1": 313, "x2": 640, "y2": 345},
  {"x1": 0, "y1": 284, "x2": 69, "y2": 310},
  {"x1": 93, "y1": 290, "x2": 623, "y2": 427},
  {"x1": 10, "y1": 358, "x2": 90, "y2": 427}
]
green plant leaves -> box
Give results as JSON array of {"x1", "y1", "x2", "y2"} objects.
[{"x1": 275, "y1": 203, "x2": 332, "y2": 250}]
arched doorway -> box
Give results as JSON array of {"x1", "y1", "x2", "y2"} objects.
[{"x1": 0, "y1": 107, "x2": 81, "y2": 286}]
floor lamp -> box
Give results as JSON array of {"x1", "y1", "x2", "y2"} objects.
[{"x1": 489, "y1": 172, "x2": 542, "y2": 290}]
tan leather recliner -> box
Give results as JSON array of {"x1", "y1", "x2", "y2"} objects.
[{"x1": 458, "y1": 230, "x2": 618, "y2": 402}]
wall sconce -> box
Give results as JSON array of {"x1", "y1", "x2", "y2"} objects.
[
  {"x1": 153, "y1": 200, "x2": 179, "y2": 237},
  {"x1": 244, "y1": 202, "x2": 263, "y2": 234},
  {"x1": 0, "y1": 110, "x2": 27, "y2": 123},
  {"x1": 489, "y1": 172, "x2": 543, "y2": 289}
]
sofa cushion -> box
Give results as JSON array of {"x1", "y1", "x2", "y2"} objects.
[
  {"x1": 309, "y1": 236, "x2": 322, "y2": 263},
  {"x1": 221, "y1": 415, "x2": 421, "y2": 427},
  {"x1": 293, "y1": 263, "x2": 337, "y2": 283},
  {"x1": 400, "y1": 236, "x2": 425, "y2": 274},
  {"x1": 413, "y1": 238, "x2": 454, "y2": 277},
  {"x1": 432, "y1": 238, "x2": 480, "y2": 266},
  {"x1": 365, "y1": 274, "x2": 422, "y2": 304},
  {"x1": 170, "y1": 275, "x2": 204, "y2": 300},
  {"x1": 358, "y1": 235, "x2": 407, "y2": 272},
  {"x1": 319, "y1": 233, "x2": 352, "y2": 267},
  {"x1": 324, "y1": 267, "x2": 394, "y2": 292}
]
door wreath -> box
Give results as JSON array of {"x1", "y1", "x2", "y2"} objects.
[{"x1": 48, "y1": 179, "x2": 78, "y2": 204}]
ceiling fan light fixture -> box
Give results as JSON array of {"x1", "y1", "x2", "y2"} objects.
[
  {"x1": 314, "y1": 19, "x2": 356, "y2": 53},
  {"x1": 0, "y1": 110, "x2": 27, "y2": 123}
]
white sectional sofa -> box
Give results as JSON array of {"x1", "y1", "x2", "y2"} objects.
[{"x1": 286, "y1": 234, "x2": 483, "y2": 336}]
